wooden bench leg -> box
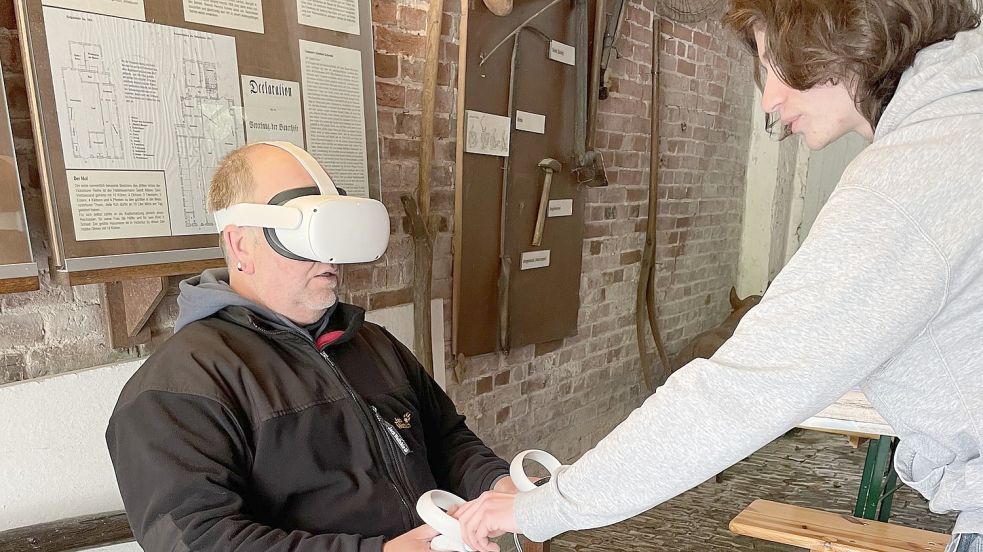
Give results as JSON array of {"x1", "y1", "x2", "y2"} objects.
[
  {"x1": 520, "y1": 536, "x2": 550, "y2": 552},
  {"x1": 855, "y1": 436, "x2": 893, "y2": 519}
]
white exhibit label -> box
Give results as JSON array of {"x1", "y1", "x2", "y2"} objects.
[
  {"x1": 42, "y1": 0, "x2": 145, "y2": 20},
  {"x1": 298, "y1": 0, "x2": 359, "y2": 35},
  {"x1": 67, "y1": 170, "x2": 171, "y2": 240},
  {"x1": 547, "y1": 199, "x2": 573, "y2": 217},
  {"x1": 515, "y1": 110, "x2": 545, "y2": 134},
  {"x1": 184, "y1": 0, "x2": 264, "y2": 34},
  {"x1": 465, "y1": 110, "x2": 511, "y2": 157},
  {"x1": 43, "y1": 7, "x2": 243, "y2": 238},
  {"x1": 549, "y1": 40, "x2": 575, "y2": 65},
  {"x1": 520, "y1": 250, "x2": 551, "y2": 270},
  {"x1": 241, "y1": 76, "x2": 303, "y2": 146},
  {"x1": 300, "y1": 40, "x2": 369, "y2": 198}
]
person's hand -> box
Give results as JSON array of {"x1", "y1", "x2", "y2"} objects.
[
  {"x1": 491, "y1": 475, "x2": 540, "y2": 494},
  {"x1": 451, "y1": 491, "x2": 519, "y2": 552},
  {"x1": 383, "y1": 523, "x2": 440, "y2": 552}
]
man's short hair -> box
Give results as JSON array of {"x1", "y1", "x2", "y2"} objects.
[
  {"x1": 723, "y1": 0, "x2": 981, "y2": 127},
  {"x1": 209, "y1": 146, "x2": 256, "y2": 214},
  {"x1": 209, "y1": 145, "x2": 258, "y2": 260}
]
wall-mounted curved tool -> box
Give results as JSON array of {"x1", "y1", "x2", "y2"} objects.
[{"x1": 482, "y1": 0, "x2": 514, "y2": 16}]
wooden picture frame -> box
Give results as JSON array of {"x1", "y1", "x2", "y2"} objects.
[{"x1": 0, "y1": 57, "x2": 39, "y2": 294}]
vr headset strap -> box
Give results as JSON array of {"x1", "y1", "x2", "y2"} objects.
[
  {"x1": 257, "y1": 141, "x2": 341, "y2": 196},
  {"x1": 212, "y1": 204, "x2": 302, "y2": 232}
]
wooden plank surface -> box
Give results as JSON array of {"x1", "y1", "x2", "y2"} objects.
[
  {"x1": 730, "y1": 500, "x2": 950, "y2": 552},
  {"x1": 0, "y1": 511, "x2": 132, "y2": 552},
  {"x1": 800, "y1": 390, "x2": 895, "y2": 438}
]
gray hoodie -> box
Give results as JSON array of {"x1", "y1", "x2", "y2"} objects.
[
  {"x1": 516, "y1": 25, "x2": 983, "y2": 540},
  {"x1": 175, "y1": 268, "x2": 312, "y2": 334}
]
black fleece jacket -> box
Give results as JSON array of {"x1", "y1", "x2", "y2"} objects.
[{"x1": 106, "y1": 299, "x2": 508, "y2": 552}]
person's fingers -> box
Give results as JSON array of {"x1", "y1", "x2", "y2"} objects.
[
  {"x1": 458, "y1": 494, "x2": 497, "y2": 551},
  {"x1": 413, "y1": 523, "x2": 440, "y2": 539},
  {"x1": 456, "y1": 501, "x2": 482, "y2": 550}
]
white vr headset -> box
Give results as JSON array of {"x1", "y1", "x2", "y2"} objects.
[{"x1": 212, "y1": 141, "x2": 389, "y2": 264}]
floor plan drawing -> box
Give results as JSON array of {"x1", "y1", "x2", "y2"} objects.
[
  {"x1": 60, "y1": 42, "x2": 124, "y2": 160},
  {"x1": 43, "y1": 6, "x2": 243, "y2": 237},
  {"x1": 176, "y1": 59, "x2": 239, "y2": 230}
]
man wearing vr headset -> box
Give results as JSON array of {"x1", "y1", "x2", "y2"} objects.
[{"x1": 107, "y1": 142, "x2": 518, "y2": 552}]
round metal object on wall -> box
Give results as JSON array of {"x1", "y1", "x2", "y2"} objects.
[
  {"x1": 482, "y1": 0, "x2": 514, "y2": 16},
  {"x1": 657, "y1": 0, "x2": 724, "y2": 23}
]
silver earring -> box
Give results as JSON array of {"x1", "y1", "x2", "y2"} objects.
[{"x1": 236, "y1": 261, "x2": 243, "y2": 272}]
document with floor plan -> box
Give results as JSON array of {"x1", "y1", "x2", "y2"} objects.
[{"x1": 41, "y1": 6, "x2": 244, "y2": 239}]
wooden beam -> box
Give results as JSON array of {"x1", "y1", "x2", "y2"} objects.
[
  {"x1": 0, "y1": 511, "x2": 132, "y2": 552},
  {"x1": 406, "y1": 0, "x2": 444, "y2": 380},
  {"x1": 0, "y1": 276, "x2": 39, "y2": 295},
  {"x1": 402, "y1": 196, "x2": 434, "y2": 377},
  {"x1": 451, "y1": 0, "x2": 470, "y2": 360},
  {"x1": 101, "y1": 277, "x2": 167, "y2": 348},
  {"x1": 50, "y1": 258, "x2": 223, "y2": 287}
]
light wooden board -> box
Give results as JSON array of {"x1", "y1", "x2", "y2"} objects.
[
  {"x1": 799, "y1": 390, "x2": 895, "y2": 438},
  {"x1": 730, "y1": 500, "x2": 950, "y2": 552}
]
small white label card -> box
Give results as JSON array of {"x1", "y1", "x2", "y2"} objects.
[
  {"x1": 465, "y1": 110, "x2": 511, "y2": 157},
  {"x1": 515, "y1": 110, "x2": 546, "y2": 134},
  {"x1": 520, "y1": 250, "x2": 551, "y2": 270},
  {"x1": 549, "y1": 40, "x2": 575, "y2": 65},
  {"x1": 547, "y1": 199, "x2": 573, "y2": 217}
]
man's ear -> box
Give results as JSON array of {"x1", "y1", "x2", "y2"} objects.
[{"x1": 225, "y1": 226, "x2": 257, "y2": 274}]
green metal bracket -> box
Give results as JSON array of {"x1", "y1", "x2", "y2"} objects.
[{"x1": 854, "y1": 436, "x2": 896, "y2": 520}]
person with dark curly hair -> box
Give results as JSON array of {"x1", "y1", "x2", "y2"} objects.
[{"x1": 452, "y1": 2, "x2": 983, "y2": 551}]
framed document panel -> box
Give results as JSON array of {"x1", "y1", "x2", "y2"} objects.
[
  {"x1": 0, "y1": 59, "x2": 39, "y2": 294},
  {"x1": 15, "y1": 0, "x2": 380, "y2": 284}
]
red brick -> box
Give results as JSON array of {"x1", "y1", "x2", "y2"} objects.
[
  {"x1": 374, "y1": 52, "x2": 398, "y2": 79},
  {"x1": 620, "y1": 250, "x2": 642, "y2": 265},
  {"x1": 376, "y1": 82, "x2": 405, "y2": 108},
  {"x1": 398, "y1": 6, "x2": 428, "y2": 32},
  {"x1": 693, "y1": 31, "x2": 712, "y2": 50},
  {"x1": 375, "y1": 27, "x2": 426, "y2": 57},
  {"x1": 678, "y1": 60, "x2": 697, "y2": 77},
  {"x1": 494, "y1": 370, "x2": 510, "y2": 386},
  {"x1": 476, "y1": 376, "x2": 493, "y2": 395},
  {"x1": 395, "y1": 112, "x2": 421, "y2": 138},
  {"x1": 400, "y1": 57, "x2": 423, "y2": 82},
  {"x1": 372, "y1": 0, "x2": 397, "y2": 25},
  {"x1": 386, "y1": 137, "x2": 420, "y2": 160}
]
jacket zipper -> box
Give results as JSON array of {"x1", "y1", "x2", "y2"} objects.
[
  {"x1": 370, "y1": 404, "x2": 421, "y2": 512},
  {"x1": 320, "y1": 351, "x2": 419, "y2": 529},
  {"x1": 248, "y1": 320, "x2": 419, "y2": 529}
]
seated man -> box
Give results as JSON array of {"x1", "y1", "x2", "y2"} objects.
[{"x1": 107, "y1": 142, "x2": 513, "y2": 552}]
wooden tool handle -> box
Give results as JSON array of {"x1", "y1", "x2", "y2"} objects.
[{"x1": 532, "y1": 173, "x2": 553, "y2": 246}]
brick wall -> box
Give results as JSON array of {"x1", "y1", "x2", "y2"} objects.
[{"x1": 0, "y1": 0, "x2": 754, "y2": 462}]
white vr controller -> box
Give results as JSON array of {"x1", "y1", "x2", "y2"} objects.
[{"x1": 416, "y1": 449, "x2": 566, "y2": 552}]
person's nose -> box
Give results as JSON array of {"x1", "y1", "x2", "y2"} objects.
[{"x1": 760, "y1": 70, "x2": 789, "y2": 115}]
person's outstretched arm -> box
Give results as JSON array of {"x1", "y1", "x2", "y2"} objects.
[{"x1": 459, "y1": 186, "x2": 949, "y2": 547}]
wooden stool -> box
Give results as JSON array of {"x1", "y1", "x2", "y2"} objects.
[{"x1": 730, "y1": 500, "x2": 950, "y2": 552}]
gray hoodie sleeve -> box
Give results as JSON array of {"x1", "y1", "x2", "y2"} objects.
[{"x1": 514, "y1": 186, "x2": 949, "y2": 541}]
